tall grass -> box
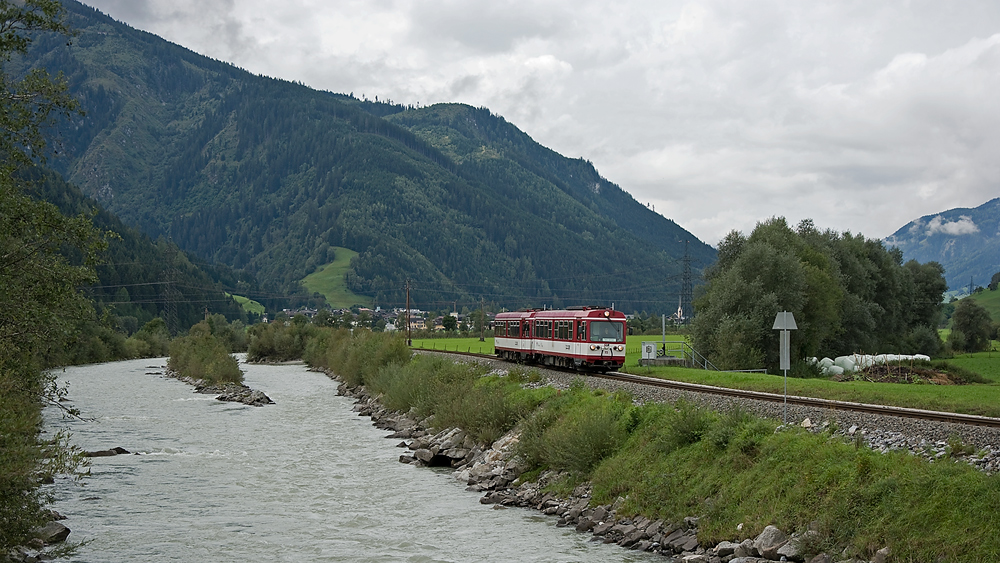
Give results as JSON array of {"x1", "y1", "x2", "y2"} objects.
[
  {"x1": 307, "y1": 332, "x2": 546, "y2": 444},
  {"x1": 582, "y1": 399, "x2": 1000, "y2": 562}
]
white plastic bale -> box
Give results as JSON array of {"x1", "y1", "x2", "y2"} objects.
[
  {"x1": 819, "y1": 357, "x2": 834, "y2": 368},
  {"x1": 834, "y1": 356, "x2": 856, "y2": 372},
  {"x1": 823, "y1": 365, "x2": 845, "y2": 376}
]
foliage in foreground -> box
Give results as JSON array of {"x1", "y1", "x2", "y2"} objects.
[
  {"x1": 168, "y1": 322, "x2": 242, "y2": 384},
  {"x1": 0, "y1": 0, "x2": 102, "y2": 550}
]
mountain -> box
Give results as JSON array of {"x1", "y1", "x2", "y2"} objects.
[
  {"x1": 26, "y1": 168, "x2": 259, "y2": 332},
  {"x1": 16, "y1": 0, "x2": 715, "y2": 312},
  {"x1": 884, "y1": 198, "x2": 1000, "y2": 291}
]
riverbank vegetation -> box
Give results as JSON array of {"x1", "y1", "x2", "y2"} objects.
[
  {"x1": 167, "y1": 317, "x2": 248, "y2": 384},
  {"x1": 0, "y1": 0, "x2": 106, "y2": 551},
  {"x1": 304, "y1": 329, "x2": 1000, "y2": 562}
]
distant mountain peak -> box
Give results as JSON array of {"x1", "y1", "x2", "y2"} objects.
[{"x1": 885, "y1": 197, "x2": 1000, "y2": 290}]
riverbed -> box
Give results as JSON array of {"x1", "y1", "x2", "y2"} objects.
[{"x1": 44, "y1": 358, "x2": 655, "y2": 562}]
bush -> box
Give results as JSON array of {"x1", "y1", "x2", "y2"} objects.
[
  {"x1": 247, "y1": 321, "x2": 317, "y2": 362},
  {"x1": 516, "y1": 382, "x2": 633, "y2": 474},
  {"x1": 168, "y1": 322, "x2": 242, "y2": 384}
]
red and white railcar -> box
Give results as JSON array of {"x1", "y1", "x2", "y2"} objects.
[{"x1": 494, "y1": 307, "x2": 626, "y2": 371}]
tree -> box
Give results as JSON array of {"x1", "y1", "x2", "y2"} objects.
[
  {"x1": 0, "y1": 1, "x2": 104, "y2": 550},
  {"x1": 691, "y1": 217, "x2": 947, "y2": 372},
  {"x1": 441, "y1": 314, "x2": 458, "y2": 332},
  {"x1": 950, "y1": 299, "x2": 993, "y2": 352}
]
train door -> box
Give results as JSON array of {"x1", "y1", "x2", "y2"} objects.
[{"x1": 573, "y1": 320, "x2": 587, "y2": 365}]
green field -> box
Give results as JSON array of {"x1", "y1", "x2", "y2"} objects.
[
  {"x1": 411, "y1": 337, "x2": 495, "y2": 355},
  {"x1": 227, "y1": 293, "x2": 265, "y2": 315},
  {"x1": 963, "y1": 288, "x2": 1000, "y2": 323},
  {"x1": 300, "y1": 247, "x2": 371, "y2": 308},
  {"x1": 414, "y1": 335, "x2": 1000, "y2": 418}
]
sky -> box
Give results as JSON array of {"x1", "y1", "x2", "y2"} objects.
[{"x1": 83, "y1": 0, "x2": 1000, "y2": 246}]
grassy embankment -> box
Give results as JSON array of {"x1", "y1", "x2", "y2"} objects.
[
  {"x1": 227, "y1": 293, "x2": 265, "y2": 315},
  {"x1": 964, "y1": 288, "x2": 1000, "y2": 322},
  {"x1": 300, "y1": 328, "x2": 1000, "y2": 563},
  {"x1": 412, "y1": 334, "x2": 1000, "y2": 418},
  {"x1": 300, "y1": 247, "x2": 370, "y2": 308}
]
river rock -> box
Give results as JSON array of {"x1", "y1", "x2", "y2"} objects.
[
  {"x1": 34, "y1": 521, "x2": 70, "y2": 544},
  {"x1": 753, "y1": 525, "x2": 788, "y2": 558},
  {"x1": 715, "y1": 540, "x2": 742, "y2": 556},
  {"x1": 84, "y1": 446, "x2": 130, "y2": 457}
]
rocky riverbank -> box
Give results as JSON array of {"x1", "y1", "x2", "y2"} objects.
[
  {"x1": 332, "y1": 375, "x2": 889, "y2": 563},
  {"x1": 159, "y1": 367, "x2": 274, "y2": 406}
]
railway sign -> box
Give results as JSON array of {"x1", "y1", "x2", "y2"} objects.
[
  {"x1": 773, "y1": 311, "x2": 797, "y2": 423},
  {"x1": 772, "y1": 311, "x2": 797, "y2": 370}
]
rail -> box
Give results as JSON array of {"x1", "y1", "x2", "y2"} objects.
[{"x1": 416, "y1": 348, "x2": 1000, "y2": 428}]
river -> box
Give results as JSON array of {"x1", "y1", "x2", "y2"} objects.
[{"x1": 44, "y1": 358, "x2": 656, "y2": 562}]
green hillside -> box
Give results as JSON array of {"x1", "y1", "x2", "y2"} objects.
[
  {"x1": 964, "y1": 288, "x2": 1000, "y2": 324},
  {"x1": 301, "y1": 247, "x2": 370, "y2": 308},
  {"x1": 28, "y1": 169, "x2": 257, "y2": 332},
  {"x1": 15, "y1": 0, "x2": 715, "y2": 313}
]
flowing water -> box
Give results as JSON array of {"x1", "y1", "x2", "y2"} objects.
[{"x1": 44, "y1": 358, "x2": 655, "y2": 562}]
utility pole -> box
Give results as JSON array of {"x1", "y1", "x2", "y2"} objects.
[
  {"x1": 681, "y1": 240, "x2": 693, "y2": 324},
  {"x1": 479, "y1": 296, "x2": 485, "y2": 342},
  {"x1": 405, "y1": 279, "x2": 411, "y2": 346}
]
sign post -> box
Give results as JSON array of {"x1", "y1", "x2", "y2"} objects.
[{"x1": 772, "y1": 311, "x2": 797, "y2": 423}]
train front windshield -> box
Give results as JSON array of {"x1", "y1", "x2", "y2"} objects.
[{"x1": 589, "y1": 321, "x2": 624, "y2": 343}]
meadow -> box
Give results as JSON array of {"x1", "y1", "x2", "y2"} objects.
[
  {"x1": 410, "y1": 334, "x2": 1000, "y2": 417},
  {"x1": 300, "y1": 247, "x2": 370, "y2": 308}
]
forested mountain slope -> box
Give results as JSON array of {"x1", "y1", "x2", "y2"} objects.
[
  {"x1": 26, "y1": 169, "x2": 256, "y2": 332},
  {"x1": 885, "y1": 198, "x2": 1000, "y2": 291},
  {"x1": 18, "y1": 0, "x2": 715, "y2": 311}
]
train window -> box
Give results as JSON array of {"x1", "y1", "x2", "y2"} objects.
[
  {"x1": 499, "y1": 321, "x2": 507, "y2": 337},
  {"x1": 589, "y1": 321, "x2": 624, "y2": 343},
  {"x1": 577, "y1": 321, "x2": 586, "y2": 341},
  {"x1": 556, "y1": 320, "x2": 570, "y2": 340},
  {"x1": 536, "y1": 320, "x2": 551, "y2": 339},
  {"x1": 509, "y1": 321, "x2": 520, "y2": 338}
]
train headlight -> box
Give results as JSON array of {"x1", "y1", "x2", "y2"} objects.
[
  {"x1": 616, "y1": 345, "x2": 624, "y2": 351},
  {"x1": 590, "y1": 345, "x2": 597, "y2": 351}
]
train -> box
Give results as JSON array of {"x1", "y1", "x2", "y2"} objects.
[{"x1": 493, "y1": 307, "x2": 627, "y2": 372}]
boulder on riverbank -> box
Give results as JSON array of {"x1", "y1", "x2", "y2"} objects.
[
  {"x1": 165, "y1": 371, "x2": 274, "y2": 406},
  {"x1": 84, "y1": 446, "x2": 131, "y2": 457}
]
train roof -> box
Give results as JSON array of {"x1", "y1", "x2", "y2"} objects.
[{"x1": 495, "y1": 308, "x2": 625, "y2": 320}]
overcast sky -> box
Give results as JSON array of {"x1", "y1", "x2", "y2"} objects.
[{"x1": 84, "y1": 0, "x2": 1000, "y2": 246}]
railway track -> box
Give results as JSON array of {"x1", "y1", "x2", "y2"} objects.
[{"x1": 417, "y1": 348, "x2": 1000, "y2": 428}]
